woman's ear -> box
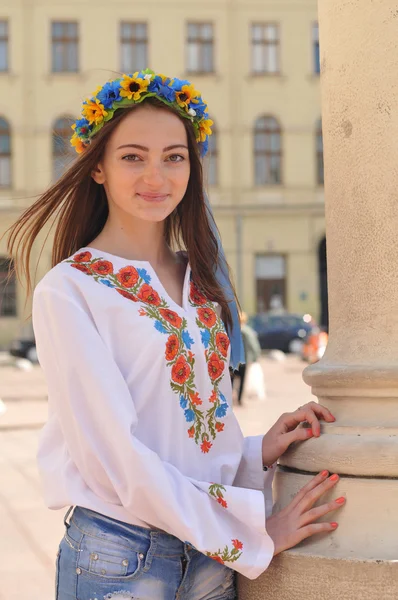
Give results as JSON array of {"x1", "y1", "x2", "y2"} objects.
[{"x1": 91, "y1": 164, "x2": 105, "y2": 184}]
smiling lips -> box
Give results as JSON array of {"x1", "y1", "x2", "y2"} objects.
[{"x1": 138, "y1": 193, "x2": 169, "y2": 202}]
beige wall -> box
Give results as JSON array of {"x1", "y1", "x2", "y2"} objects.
[{"x1": 0, "y1": 0, "x2": 324, "y2": 346}]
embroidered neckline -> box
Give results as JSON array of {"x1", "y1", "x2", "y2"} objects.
[{"x1": 67, "y1": 250, "x2": 230, "y2": 453}]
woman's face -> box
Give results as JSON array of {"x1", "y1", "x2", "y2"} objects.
[{"x1": 92, "y1": 105, "x2": 191, "y2": 223}]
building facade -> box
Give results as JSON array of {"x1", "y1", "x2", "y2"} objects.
[{"x1": 0, "y1": 0, "x2": 325, "y2": 347}]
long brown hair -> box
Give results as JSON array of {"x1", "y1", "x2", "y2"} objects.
[{"x1": 5, "y1": 97, "x2": 239, "y2": 332}]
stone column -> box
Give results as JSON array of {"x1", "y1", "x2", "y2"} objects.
[{"x1": 238, "y1": 1, "x2": 398, "y2": 598}]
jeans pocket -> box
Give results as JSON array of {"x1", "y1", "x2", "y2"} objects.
[{"x1": 76, "y1": 532, "x2": 152, "y2": 583}]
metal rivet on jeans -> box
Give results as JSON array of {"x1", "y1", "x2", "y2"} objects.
[
  {"x1": 76, "y1": 568, "x2": 82, "y2": 575},
  {"x1": 122, "y1": 559, "x2": 129, "y2": 566},
  {"x1": 139, "y1": 553, "x2": 145, "y2": 560},
  {"x1": 101, "y1": 569, "x2": 106, "y2": 575},
  {"x1": 91, "y1": 553, "x2": 99, "y2": 560}
]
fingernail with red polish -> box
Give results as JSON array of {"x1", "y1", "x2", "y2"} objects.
[
  {"x1": 307, "y1": 429, "x2": 313, "y2": 437},
  {"x1": 335, "y1": 497, "x2": 345, "y2": 504},
  {"x1": 330, "y1": 474, "x2": 339, "y2": 482},
  {"x1": 320, "y1": 470, "x2": 329, "y2": 477},
  {"x1": 331, "y1": 522, "x2": 338, "y2": 529}
]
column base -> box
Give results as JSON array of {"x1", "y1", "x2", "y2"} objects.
[{"x1": 237, "y1": 552, "x2": 398, "y2": 600}]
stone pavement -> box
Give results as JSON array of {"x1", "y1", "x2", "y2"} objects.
[{"x1": 0, "y1": 355, "x2": 313, "y2": 600}]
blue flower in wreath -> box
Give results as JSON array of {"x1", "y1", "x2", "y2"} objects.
[
  {"x1": 148, "y1": 76, "x2": 176, "y2": 103},
  {"x1": 74, "y1": 118, "x2": 91, "y2": 138},
  {"x1": 219, "y1": 391, "x2": 227, "y2": 404},
  {"x1": 200, "y1": 329, "x2": 211, "y2": 348},
  {"x1": 97, "y1": 80, "x2": 122, "y2": 108},
  {"x1": 100, "y1": 279, "x2": 115, "y2": 288},
  {"x1": 180, "y1": 395, "x2": 188, "y2": 409},
  {"x1": 190, "y1": 99, "x2": 207, "y2": 117},
  {"x1": 171, "y1": 78, "x2": 191, "y2": 91},
  {"x1": 137, "y1": 268, "x2": 151, "y2": 284},
  {"x1": 184, "y1": 408, "x2": 195, "y2": 422},
  {"x1": 182, "y1": 330, "x2": 194, "y2": 350},
  {"x1": 215, "y1": 403, "x2": 229, "y2": 418},
  {"x1": 154, "y1": 320, "x2": 168, "y2": 334}
]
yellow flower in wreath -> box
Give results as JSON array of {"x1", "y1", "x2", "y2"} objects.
[
  {"x1": 120, "y1": 73, "x2": 150, "y2": 101},
  {"x1": 197, "y1": 118, "x2": 214, "y2": 142},
  {"x1": 175, "y1": 84, "x2": 201, "y2": 111},
  {"x1": 82, "y1": 98, "x2": 108, "y2": 126},
  {"x1": 70, "y1": 132, "x2": 87, "y2": 154}
]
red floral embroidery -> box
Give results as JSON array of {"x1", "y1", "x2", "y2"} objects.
[
  {"x1": 91, "y1": 260, "x2": 113, "y2": 275},
  {"x1": 215, "y1": 332, "x2": 230, "y2": 358},
  {"x1": 189, "y1": 391, "x2": 203, "y2": 406},
  {"x1": 208, "y1": 352, "x2": 225, "y2": 381},
  {"x1": 189, "y1": 281, "x2": 207, "y2": 305},
  {"x1": 116, "y1": 289, "x2": 138, "y2": 302},
  {"x1": 137, "y1": 284, "x2": 161, "y2": 306},
  {"x1": 165, "y1": 334, "x2": 179, "y2": 361},
  {"x1": 201, "y1": 439, "x2": 212, "y2": 453},
  {"x1": 215, "y1": 422, "x2": 224, "y2": 432},
  {"x1": 209, "y1": 390, "x2": 217, "y2": 403},
  {"x1": 209, "y1": 483, "x2": 228, "y2": 509},
  {"x1": 188, "y1": 426, "x2": 195, "y2": 438},
  {"x1": 71, "y1": 264, "x2": 91, "y2": 274},
  {"x1": 206, "y1": 540, "x2": 243, "y2": 564},
  {"x1": 159, "y1": 308, "x2": 183, "y2": 329},
  {"x1": 171, "y1": 355, "x2": 191, "y2": 384},
  {"x1": 74, "y1": 251, "x2": 92, "y2": 263},
  {"x1": 197, "y1": 307, "x2": 217, "y2": 328},
  {"x1": 117, "y1": 266, "x2": 139, "y2": 288}
]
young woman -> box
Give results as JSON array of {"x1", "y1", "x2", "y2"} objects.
[{"x1": 6, "y1": 70, "x2": 344, "y2": 600}]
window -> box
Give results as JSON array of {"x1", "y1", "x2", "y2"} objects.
[
  {"x1": 120, "y1": 22, "x2": 148, "y2": 73},
  {"x1": 251, "y1": 23, "x2": 279, "y2": 74},
  {"x1": 0, "y1": 117, "x2": 11, "y2": 187},
  {"x1": 316, "y1": 118, "x2": 324, "y2": 185},
  {"x1": 0, "y1": 258, "x2": 17, "y2": 317},
  {"x1": 254, "y1": 116, "x2": 282, "y2": 185},
  {"x1": 207, "y1": 125, "x2": 218, "y2": 186},
  {"x1": 52, "y1": 21, "x2": 79, "y2": 72},
  {"x1": 0, "y1": 20, "x2": 8, "y2": 72},
  {"x1": 52, "y1": 116, "x2": 76, "y2": 180},
  {"x1": 313, "y1": 22, "x2": 320, "y2": 74},
  {"x1": 255, "y1": 255, "x2": 286, "y2": 313},
  {"x1": 187, "y1": 23, "x2": 214, "y2": 73}
]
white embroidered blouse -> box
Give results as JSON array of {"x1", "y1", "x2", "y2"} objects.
[{"x1": 33, "y1": 247, "x2": 275, "y2": 579}]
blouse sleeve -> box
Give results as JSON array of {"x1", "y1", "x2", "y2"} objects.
[{"x1": 33, "y1": 287, "x2": 274, "y2": 580}]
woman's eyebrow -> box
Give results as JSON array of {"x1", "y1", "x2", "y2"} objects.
[{"x1": 116, "y1": 143, "x2": 189, "y2": 151}]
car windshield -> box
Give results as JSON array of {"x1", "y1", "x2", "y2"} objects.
[{"x1": 251, "y1": 314, "x2": 304, "y2": 329}]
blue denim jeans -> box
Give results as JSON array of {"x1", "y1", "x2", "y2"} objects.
[{"x1": 56, "y1": 506, "x2": 237, "y2": 600}]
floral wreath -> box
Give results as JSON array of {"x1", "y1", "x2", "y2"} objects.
[{"x1": 70, "y1": 68, "x2": 213, "y2": 157}]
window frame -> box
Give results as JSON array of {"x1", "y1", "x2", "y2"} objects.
[
  {"x1": 316, "y1": 118, "x2": 324, "y2": 185},
  {"x1": 254, "y1": 115, "x2": 282, "y2": 186},
  {"x1": 0, "y1": 116, "x2": 11, "y2": 188},
  {"x1": 0, "y1": 19, "x2": 9, "y2": 72},
  {"x1": 186, "y1": 22, "x2": 215, "y2": 75},
  {"x1": 51, "y1": 21, "x2": 79, "y2": 73},
  {"x1": 0, "y1": 257, "x2": 17, "y2": 317},
  {"x1": 312, "y1": 22, "x2": 320, "y2": 75},
  {"x1": 251, "y1": 22, "x2": 280, "y2": 75},
  {"x1": 120, "y1": 21, "x2": 148, "y2": 73}
]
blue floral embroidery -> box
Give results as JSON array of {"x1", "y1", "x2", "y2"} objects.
[
  {"x1": 184, "y1": 409, "x2": 195, "y2": 422},
  {"x1": 100, "y1": 279, "x2": 115, "y2": 288},
  {"x1": 180, "y1": 395, "x2": 188, "y2": 409},
  {"x1": 219, "y1": 391, "x2": 227, "y2": 404},
  {"x1": 137, "y1": 268, "x2": 151, "y2": 284},
  {"x1": 182, "y1": 330, "x2": 195, "y2": 350},
  {"x1": 154, "y1": 320, "x2": 168, "y2": 334},
  {"x1": 200, "y1": 329, "x2": 211, "y2": 348},
  {"x1": 215, "y1": 404, "x2": 229, "y2": 418}
]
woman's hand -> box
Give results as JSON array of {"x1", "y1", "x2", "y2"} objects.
[
  {"x1": 261, "y1": 401, "x2": 335, "y2": 467},
  {"x1": 266, "y1": 470, "x2": 345, "y2": 555}
]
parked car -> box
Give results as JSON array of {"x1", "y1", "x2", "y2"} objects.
[
  {"x1": 248, "y1": 312, "x2": 315, "y2": 353},
  {"x1": 9, "y1": 322, "x2": 38, "y2": 363}
]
